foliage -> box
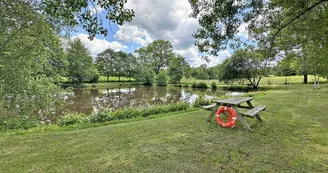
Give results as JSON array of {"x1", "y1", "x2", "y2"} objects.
[
  {"x1": 211, "y1": 82, "x2": 218, "y2": 90},
  {"x1": 189, "y1": 0, "x2": 328, "y2": 58},
  {"x1": 218, "y1": 49, "x2": 268, "y2": 89},
  {"x1": 167, "y1": 55, "x2": 188, "y2": 85},
  {"x1": 57, "y1": 113, "x2": 88, "y2": 126},
  {"x1": 88, "y1": 111, "x2": 113, "y2": 123},
  {"x1": 184, "y1": 66, "x2": 192, "y2": 80},
  {"x1": 95, "y1": 49, "x2": 116, "y2": 82},
  {"x1": 192, "y1": 95, "x2": 211, "y2": 108},
  {"x1": 197, "y1": 82, "x2": 208, "y2": 89},
  {"x1": 41, "y1": 0, "x2": 134, "y2": 39},
  {"x1": 134, "y1": 68, "x2": 156, "y2": 85},
  {"x1": 56, "y1": 102, "x2": 190, "y2": 126},
  {"x1": 192, "y1": 64, "x2": 210, "y2": 80},
  {"x1": 157, "y1": 70, "x2": 168, "y2": 86},
  {"x1": 0, "y1": 116, "x2": 40, "y2": 131},
  {"x1": 135, "y1": 40, "x2": 174, "y2": 75},
  {"x1": 0, "y1": 1, "x2": 64, "y2": 118}
]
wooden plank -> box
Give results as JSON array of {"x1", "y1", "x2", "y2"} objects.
[
  {"x1": 232, "y1": 105, "x2": 252, "y2": 132},
  {"x1": 206, "y1": 104, "x2": 220, "y2": 122},
  {"x1": 242, "y1": 105, "x2": 266, "y2": 117},
  {"x1": 212, "y1": 97, "x2": 253, "y2": 106},
  {"x1": 201, "y1": 104, "x2": 216, "y2": 110}
]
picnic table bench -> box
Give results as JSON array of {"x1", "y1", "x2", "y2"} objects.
[{"x1": 204, "y1": 97, "x2": 266, "y2": 131}]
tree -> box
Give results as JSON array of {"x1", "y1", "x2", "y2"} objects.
[
  {"x1": 134, "y1": 68, "x2": 156, "y2": 85},
  {"x1": 135, "y1": 40, "x2": 174, "y2": 75},
  {"x1": 189, "y1": 0, "x2": 328, "y2": 58},
  {"x1": 112, "y1": 51, "x2": 129, "y2": 82},
  {"x1": 67, "y1": 38, "x2": 97, "y2": 85},
  {"x1": 125, "y1": 53, "x2": 138, "y2": 81},
  {"x1": 157, "y1": 70, "x2": 168, "y2": 86},
  {"x1": 184, "y1": 65, "x2": 193, "y2": 80},
  {"x1": 218, "y1": 49, "x2": 268, "y2": 89},
  {"x1": 168, "y1": 55, "x2": 188, "y2": 85},
  {"x1": 95, "y1": 49, "x2": 116, "y2": 82},
  {"x1": 0, "y1": 1, "x2": 65, "y2": 118}
]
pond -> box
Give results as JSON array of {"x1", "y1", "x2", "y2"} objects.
[{"x1": 53, "y1": 85, "x2": 244, "y2": 121}]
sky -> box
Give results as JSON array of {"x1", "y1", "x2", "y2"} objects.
[{"x1": 71, "y1": 0, "x2": 249, "y2": 67}]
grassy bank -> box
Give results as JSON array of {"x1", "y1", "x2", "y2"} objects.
[
  {"x1": 182, "y1": 75, "x2": 327, "y2": 85},
  {"x1": 0, "y1": 85, "x2": 327, "y2": 172}
]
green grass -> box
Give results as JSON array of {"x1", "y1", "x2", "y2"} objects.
[
  {"x1": 0, "y1": 85, "x2": 328, "y2": 172},
  {"x1": 181, "y1": 75, "x2": 327, "y2": 86}
]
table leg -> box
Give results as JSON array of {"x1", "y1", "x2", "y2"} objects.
[
  {"x1": 246, "y1": 101, "x2": 254, "y2": 108},
  {"x1": 232, "y1": 105, "x2": 252, "y2": 132},
  {"x1": 254, "y1": 113, "x2": 263, "y2": 122},
  {"x1": 207, "y1": 104, "x2": 220, "y2": 122}
]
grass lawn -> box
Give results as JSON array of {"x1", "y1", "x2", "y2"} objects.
[
  {"x1": 0, "y1": 85, "x2": 327, "y2": 172},
  {"x1": 181, "y1": 75, "x2": 327, "y2": 86}
]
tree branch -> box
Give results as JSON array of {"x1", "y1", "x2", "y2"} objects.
[{"x1": 271, "y1": 0, "x2": 328, "y2": 42}]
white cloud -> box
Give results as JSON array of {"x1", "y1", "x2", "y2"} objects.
[
  {"x1": 115, "y1": 25, "x2": 152, "y2": 46},
  {"x1": 113, "y1": 0, "x2": 232, "y2": 67},
  {"x1": 175, "y1": 46, "x2": 231, "y2": 67},
  {"x1": 115, "y1": 0, "x2": 198, "y2": 49},
  {"x1": 72, "y1": 33, "x2": 127, "y2": 57}
]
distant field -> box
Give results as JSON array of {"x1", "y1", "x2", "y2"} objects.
[{"x1": 181, "y1": 75, "x2": 327, "y2": 85}]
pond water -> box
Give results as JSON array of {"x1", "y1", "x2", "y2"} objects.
[{"x1": 54, "y1": 85, "x2": 244, "y2": 120}]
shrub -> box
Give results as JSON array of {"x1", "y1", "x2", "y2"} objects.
[
  {"x1": 184, "y1": 83, "x2": 189, "y2": 88},
  {"x1": 57, "y1": 113, "x2": 88, "y2": 126},
  {"x1": 197, "y1": 82, "x2": 208, "y2": 88},
  {"x1": 157, "y1": 70, "x2": 168, "y2": 86},
  {"x1": 211, "y1": 82, "x2": 218, "y2": 90},
  {"x1": 192, "y1": 95, "x2": 211, "y2": 108},
  {"x1": 191, "y1": 82, "x2": 197, "y2": 88},
  {"x1": 89, "y1": 74, "x2": 99, "y2": 83},
  {"x1": 88, "y1": 111, "x2": 112, "y2": 123},
  {"x1": 0, "y1": 117, "x2": 40, "y2": 131}
]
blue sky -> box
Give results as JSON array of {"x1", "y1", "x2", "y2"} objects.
[{"x1": 71, "y1": 0, "x2": 249, "y2": 67}]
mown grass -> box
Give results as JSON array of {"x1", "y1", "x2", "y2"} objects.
[
  {"x1": 0, "y1": 85, "x2": 327, "y2": 172},
  {"x1": 181, "y1": 75, "x2": 327, "y2": 86}
]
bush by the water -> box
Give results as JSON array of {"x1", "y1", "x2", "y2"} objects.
[
  {"x1": 58, "y1": 102, "x2": 190, "y2": 126},
  {"x1": 57, "y1": 113, "x2": 88, "y2": 126},
  {"x1": 157, "y1": 71, "x2": 168, "y2": 86},
  {"x1": 0, "y1": 117, "x2": 40, "y2": 131},
  {"x1": 192, "y1": 95, "x2": 211, "y2": 108},
  {"x1": 211, "y1": 82, "x2": 217, "y2": 90},
  {"x1": 191, "y1": 82, "x2": 208, "y2": 89}
]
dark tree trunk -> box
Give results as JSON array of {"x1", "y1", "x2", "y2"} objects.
[
  {"x1": 303, "y1": 74, "x2": 308, "y2": 84},
  {"x1": 106, "y1": 75, "x2": 109, "y2": 82},
  {"x1": 119, "y1": 76, "x2": 121, "y2": 82}
]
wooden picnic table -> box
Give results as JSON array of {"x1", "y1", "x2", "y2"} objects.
[{"x1": 206, "y1": 97, "x2": 266, "y2": 131}]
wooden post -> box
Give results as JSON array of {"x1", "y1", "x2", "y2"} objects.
[
  {"x1": 207, "y1": 104, "x2": 220, "y2": 122},
  {"x1": 232, "y1": 105, "x2": 252, "y2": 132}
]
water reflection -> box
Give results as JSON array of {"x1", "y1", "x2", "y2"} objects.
[{"x1": 55, "y1": 86, "x2": 242, "y2": 119}]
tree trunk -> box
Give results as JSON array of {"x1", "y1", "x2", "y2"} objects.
[
  {"x1": 106, "y1": 75, "x2": 109, "y2": 82},
  {"x1": 314, "y1": 74, "x2": 317, "y2": 88},
  {"x1": 119, "y1": 76, "x2": 121, "y2": 82},
  {"x1": 129, "y1": 76, "x2": 131, "y2": 82},
  {"x1": 303, "y1": 74, "x2": 308, "y2": 84}
]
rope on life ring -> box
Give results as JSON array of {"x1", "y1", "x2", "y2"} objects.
[{"x1": 215, "y1": 106, "x2": 237, "y2": 128}]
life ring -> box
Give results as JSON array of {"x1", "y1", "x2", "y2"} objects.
[{"x1": 216, "y1": 106, "x2": 237, "y2": 128}]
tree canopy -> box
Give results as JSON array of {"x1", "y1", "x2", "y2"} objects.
[
  {"x1": 189, "y1": 0, "x2": 328, "y2": 57},
  {"x1": 218, "y1": 49, "x2": 268, "y2": 89}
]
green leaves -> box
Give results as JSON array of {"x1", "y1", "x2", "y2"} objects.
[
  {"x1": 66, "y1": 38, "x2": 97, "y2": 85},
  {"x1": 218, "y1": 49, "x2": 268, "y2": 89},
  {"x1": 41, "y1": 0, "x2": 134, "y2": 40}
]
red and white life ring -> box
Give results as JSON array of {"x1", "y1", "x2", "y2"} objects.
[{"x1": 215, "y1": 106, "x2": 237, "y2": 128}]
